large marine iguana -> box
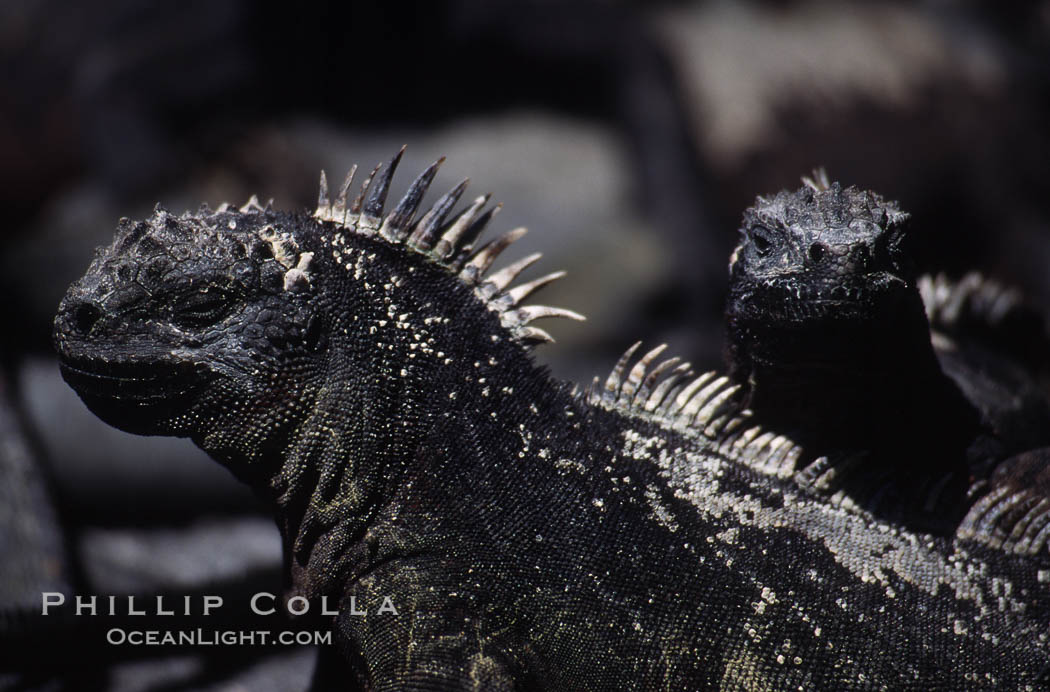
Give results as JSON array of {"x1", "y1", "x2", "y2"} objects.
[
  {"x1": 54, "y1": 151, "x2": 1050, "y2": 689},
  {"x1": 725, "y1": 171, "x2": 1050, "y2": 533}
]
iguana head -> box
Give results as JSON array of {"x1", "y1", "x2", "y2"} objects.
[
  {"x1": 724, "y1": 170, "x2": 939, "y2": 398},
  {"x1": 54, "y1": 150, "x2": 581, "y2": 478},
  {"x1": 727, "y1": 170, "x2": 914, "y2": 327},
  {"x1": 53, "y1": 199, "x2": 326, "y2": 464}
]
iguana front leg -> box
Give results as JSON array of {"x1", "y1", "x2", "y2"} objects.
[{"x1": 319, "y1": 559, "x2": 522, "y2": 692}]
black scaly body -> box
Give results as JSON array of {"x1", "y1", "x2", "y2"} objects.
[
  {"x1": 920, "y1": 271, "x2": 1050, "y2": 453},
  {"x1": 919, "y1": 272, "x2": 1050, "y2": 554},
  {"x1": 55, "y1": 151, "x2": 1050, "y2": 689}
]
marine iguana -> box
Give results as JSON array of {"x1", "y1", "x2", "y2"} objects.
[
  {"x1": 54, "y1": 151, "x2": 1050, "y2": 689},
  {"x1": 725, "y1": 171, "x2": 1050, "y2": 532}
]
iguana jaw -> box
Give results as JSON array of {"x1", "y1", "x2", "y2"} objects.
[
  {"x1": 727, "y1": 269, "x2": 912, "y2": 327},
  {"x1": 57, "y1": 352, "x2": 209, "y2": 403},
  {"x1": 50, "y1": 297, "x2": 218, "y2": 432}
]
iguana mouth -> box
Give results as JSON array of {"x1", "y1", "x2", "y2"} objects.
[
  {"x1": 732, "y1": 270, "x2": 910, "y2": 321},
  {"x1": 767, "y1": 269, "x2": 905, "y2": 295},
  {"x1": 58, "y1": 356, "x2": 210, "y2": 407}
]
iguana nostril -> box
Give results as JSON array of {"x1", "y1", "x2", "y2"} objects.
[
  {"x1": 808, "y1": 243, "x2": 827, "y2": 264},
  {"x1": 71, "y1": 303, "x2": 103, "y2": 335}
]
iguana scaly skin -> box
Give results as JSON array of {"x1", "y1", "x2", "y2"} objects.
[
  {"x1": 920, "y1": 270, "x2": 1050, "y2": 449},
  {"x1": 55, "y1": 151, "x2": 1050, "y2": 689},
  {"x1": 725, "y1": 172, "x2": 1050, "y2": 533}
]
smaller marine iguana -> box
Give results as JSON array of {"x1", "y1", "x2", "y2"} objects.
[
  {"x1": 54, "y1": 151, "x2": 1050, "y2": 689},
  {"x1": 725, "y1": 170, "x2": 1050, "y2": 533}
]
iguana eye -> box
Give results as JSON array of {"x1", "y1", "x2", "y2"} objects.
[
  {"x1": 172, "y1": 288, "x2": 232, "y2": 328},
  {"x1": 750, "y1": 225, "x2": 775, "y2": 256}
]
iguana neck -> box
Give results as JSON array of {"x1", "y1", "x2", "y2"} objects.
[
  {"x1": 274, "y1": 341, "x2": 561, "y2": 600},
  {"x1": 730, "y1": 296, "x2": 978, "y2": 459},
  {"x1": 241, "y1": 239, "x2": 557, "y2": 600}
]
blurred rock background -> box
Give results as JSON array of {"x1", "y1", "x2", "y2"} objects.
[{"x1": 1, "y1": 0, "x2": 1048, "y2": 689}]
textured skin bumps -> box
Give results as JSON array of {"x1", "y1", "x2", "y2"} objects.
[{"x1": 55, "y1": 156, "x2": 1050, "y2": 689}]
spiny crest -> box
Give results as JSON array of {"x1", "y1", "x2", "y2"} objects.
[
  {"x1": 587, "y1": 342, "x2": 803, "y2": 475},
  {"x1": 919, "y1": 272, "x2": 1025, "y2": 329},
  {"x1": 313, "y1": 147, "x2": 584, "y2": 345},
  {"x1": 958, "y1": 451, "x2": 1050, "y2": 556},
  {"x1": 207, "y1": 194, "x2": 274, "y2": 215},
  {"x1": 801, "y1": 167, "x2": 831, "y2": 192}
]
